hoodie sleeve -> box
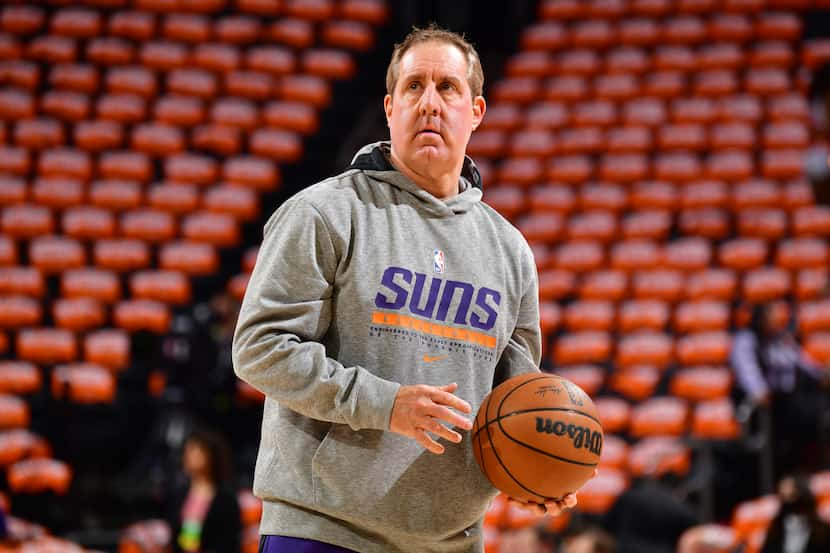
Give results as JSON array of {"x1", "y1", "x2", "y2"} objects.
[
  {"x1": 232, "y1": 196, "x2": 401, "y2": 431},
  {"x1": 493, "y1": 245, "x2": 542, "y2": 387}
]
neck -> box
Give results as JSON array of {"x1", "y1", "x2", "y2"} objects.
[
  {"x1": 192, "y1": 475, "x2": 215, "y2": 490},
  {"x1": 388, "y1": 146, "x2": 461, "y2": 200}
]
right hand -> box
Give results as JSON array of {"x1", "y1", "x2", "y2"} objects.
[{"x1": 389, "y1": 382, "x2": 473, "y2": 454}]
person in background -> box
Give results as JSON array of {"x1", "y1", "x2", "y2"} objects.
[
  {"x1": 730, "y1": 303, "x2": 828, "y2": 474},
  {"x1": 166, "y1": 428, "x2": 241, "y2": 553},
  {"x1": 761, "y1": 475, "x2": 830, "y2": 553}
]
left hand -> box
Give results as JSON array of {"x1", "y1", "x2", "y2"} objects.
[{"x1": 508, "y1": 492, "x2": 577, "y2": 516}]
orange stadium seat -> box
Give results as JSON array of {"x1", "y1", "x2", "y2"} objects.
[
  {"x1": 492, "y1": 77, "x2": 540, "y2": 105},
  {"x1": 0, "y1": 236, "x2": 17, "y2": 266},
  {"x1": 546, "y1": 155, "x2": 593, "y2": 183},
  {"x1": 505, "y1": 51, "x2": 552, "y2": 78},
  {"x1": 249, "y1": 129, "x2": 303, "y2": 162},
  {"x1": 163, "y1": 14, "x2": 210, "y2": 43},
  {"x1": 804, "y1": 332, "x2": 830, "y2": 364},
  {"x1": 484, "y1": 187, "x2": 525, "y2": 220},
  {"x1": 616, "y1": 332, "x2": 674, "y2": 370},
  {"x1": 154, "y1": 96, "x2": 205, "y2": 127},
  {"x1": 607, "y1": 126, "x2": 653, "y2": 154},
  {"x1": 567, "y1": 211, "x2": 617, "y2": 243},
  {"x1": 738, "y1": 208, "x2": 787, "y2": 240},
  {"x1": 28, "y1": 35, "x2": 77, "y2": 64},
  {"x1": 181, "y1": 211, "x2": 239, "y2": 247},
  {"x1": 203, "y1": 185, "x2": 258, "y2": 221},
  {"x1": 718, "y1": 94, "x2": 763, "y2": 124},
  {"x1": 86, "y1": 37, "x2": 134, "y2": 66},
  {"x1": 0, "y1": 176, "x2": 25, "y2": 206},
  {"x1": 528, "y1": 186, "x2": 575, "y2": 215},
  {"x1": 38, "y1": 148, "x2": 92, "y2": 181},
  {"x1": 121, "y1": 209, "x2": 176, "y2": 243},
  {"x1": 750, "y1": 42, "x2": 795, "y2": 69},
  {"x1": 62, "y1": 268, "x2": 120, "y2": 303},
  {"x1": 553, "y1": 331, "x2": 611, "y2": 365},
  {"x1": 0, "y1": 5, "x2": 45, "y2": 35},
  {"x1": 671, "y1": 366, "x2": 732, "y2": 402},
  {"x1": 517, "y1": 213, "x2": 564, "y2": 243},
  {"x1": 768, "y1": 94, "x2": 809, "y2": 122},
  {"x1": 84, "y1": 329, "x2": 129, "y2": 371},
  {"x1": 610, "y1": 366, "x2": 660, "y2": 401},
  {"x1": 692, "y1": 398, "x2": 740, "y2": 439},
  {"x1": 227, "y1": 273, "x2": 249, "y2": 302},
  {"x1": 628, "y1": 437, "x2": 691, "y2": 477},
  {"x1": 710, "y1": 122, "x2": 755, "y2": 150},
  {"x1": 663, "y1": 237, "x2": 712, "y2": 272},
  {"x1": 679, "y1": 208, "x2": 730, "y2": 240},
  {"x1": 7, "y1": 458, "x2": 71, "y2": 494},
  {"x1": 214, "y1": 15, "x2": 261, "y2": 45},
  {"x1": 654, "y1": 45, "x2": 697, "y2": 72},
  {"x1": 594, "y1": 397, "x2": 631, "y2": 434},
  {"x1": 633, "y1": 269, "x2": 685, "y2": 302},
  {"x1": 564, "y1": 301, "x2": 615, "y2": 332},
  {"x1": 732, "y1": 495, "x2": 780, "y2": 540},
  {"x1": 89, "y1": 179, "x2": 142, "y2": 211},
  {"x1": 75, "y1": 119, "x2": 125, "y2": 152},
  {"x1": 618, "y1": 18, "x2": 659, "y2": 46},
  {"x1": 99, "y1": 151, "x2": 153, "y2": 183},
  {"x1": 675, "y1": 301, "x2": 730, "y2": 333},
  {"x1": 733, "y1": 180, "x2": 782, "y2": 211},
  {"x1": 1, "y1": 205, "x2": 53, "y2": 239},
  {"x1": 743, "y1": 267, "x2": 791, "y2": 302},
  {"x1": 62, "y1": 206, "x2": 116, "y2": 240},
  {"x1": 164, "y1": 153, "x2": 218, "y2": 186},
  {"x1": 598, "y1": 434, "x2": 628, "y2": 470},
  {"x1": 796, "y1": 269, "x2": 828, "y2": 301},
  {"x1": 554, "y1": 241, "x2": 604, "y2": 272},
  {"x1": 147, "y1": 183, "x2": 199, "y2": 215},
  {"x1": 193, "y1": 42, "x2": 241, "y2": 73},
  {"x1": 611, "y1": 240, "x2": 661, "y2": 272},
  {"x1": 223, "y1": 156, "x2": 280, "y2": 190},
  {"x1": 14, "y1": 118, "x2": 65, "y2": 150},
  {"x1": 2, "y1": 61, "x2": 40, "y2": 91},
  {"x1": 699, "y1": 43, "x2": 744, "y2": 71},
  {"x1": 0, "y1": 267, "x2": 45, "y2": 297},
  {"x1": 719, "y1": 238, "x2": 768, "y2": 271},
  {"x1": 0, "y1": 362, "x2": 41, "y2": 395},
  {"x1": 0, "y1": 394, "x2": 29, "y2": 430},
  {"x1": 761, "y1": 149, "x2": 804, "y2": 180},
  {"x1": 29, "y1": 236, "x2": 85, "y2": 274},
  {"x1": 776, "y1": 238, "x2": 828, "y2": 270},
  {"x1": 108, "y1": 11, "x2": 155, "y2": 42},
  {"x1": 49, "y1": 63, "x2": 99, "y2": 94},
  {"x1": 577, "y1": 469, "x2": 629, "y2": 515},
  {"x1": 93, "y1": 239, "x2": 151, "y2": 273},
  {"x1": 554, "y1": 365, "x2": 604, "y2": 396},
  {"x1": 558, "y1": 128, "x2": 604, "y2": 155},
  {"x1": 16, "y1": 328, "x2": 76, "y2": 365},
  {"x1": 782, "y1": 180, "x2": 813, "y2": 212},
  {"x1": 622, "y1": 210, "x2": 672, "y2": 240},
  {"x1": 51, "y1": 9, "x2": 102, "y2": 39},
  {"x1": 526, "y1": 102, "x2": 569, "y2": 131},
  {"x1": 645, "y1": 71, "x2": 687, "y2": 99},
  {"x1": 340, "y1": 0, "x2": 388, "y2": 25},
  {"x1": 192, "y1": 123, "x2": 242, "y2": 155},
  {"x1": 52, "y1": 363, "x2": 115, "y2": 404},
  {"x1": 579, "y1": 270, "x2": 628, "y2": 301},
  {"x1": 31, "y1": 176, "x2": 83, "y2": 209},
  {"x1": 263, "y1": 101, "x2": 318, "y2": 135},
  {"x1": 159, "y1": 241, "x2": 218, "y2": 275},
  {"x1": 114, "y1": 299, "x2": 171, "y2": 334},
  {"x1": 130, "y1": 270, "x2": 191, "y2": 305},
  {"x1": 676, "y1": 331, "x2": 731, "y2": 366},
  {"x1": 797, "y1": 300, "x2": 830, "y2": 334},
  {"x1": 792, "y1": 206, "x2": 830, "y2": 237},
  {"x1": 52, "y1": 297, "x2": 106, "y2": 332},
  {"x1": 617, "y1": 299, "x2": 670, "y2": 332},
  {"x1": 97, "y1": 93, "x2": 146, "y2": 125},
  {"x1": 131, "y1": 122, "x2": 186, "y2": 156},
  {"x1": 706, "y1": 151, "x2": 753, "y2": 182},
  {"x1": 520, "y1": 22, "x2": 567, "y2": 51},
  {"x1": 681, "y1": 180, "x2": 728, "y2": 210},
  {"x1": 106, "y1": 66, "x2": 157, "y2": 99},
  {"x1": 0, "y1": 296, "x2": 41, "y2": 329},
  {"x1": 539, "y1": 269, "x2": 574, "y2": 300}
]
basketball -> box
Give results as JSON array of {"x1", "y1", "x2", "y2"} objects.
[{"x1": 472, "y1": 372, "x2": 603, "y2": 504}]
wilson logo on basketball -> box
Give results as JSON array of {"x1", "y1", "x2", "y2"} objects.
[{"x1": 535, "y1": 417, "x2": 602, "y2": 456}]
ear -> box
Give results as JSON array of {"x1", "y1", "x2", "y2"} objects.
[
  {"x1": 471, "y1": 96, "x2": 486, "y2": 131},
  {"x1": 383, "y1": 94, "x2": 393, "y2": 128}
]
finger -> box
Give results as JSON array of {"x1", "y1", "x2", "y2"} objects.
[
  {"x1": 414, "y1": 428, "x2": 444, "y2": 454},
  {"x1": 425, "y1": 404, "x2": 473, "y2": 431},
  {"x1": 543, "y1": 502, "x2": 563, "y2": 516},
  {"x1": 561, "y1": 493, "x2": 578, "y2": 509},
  {"x1": 422, "y1": 418, "x2": 463, "y2": 443},
  {"x1": 438, "y1": 382, "x2": 458, "y2": 394},
  {"x1": 431, "y1": 388, "x2": 472, "y2": 414}
]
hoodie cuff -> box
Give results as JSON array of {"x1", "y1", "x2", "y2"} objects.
[{"x1": 350, "y1": 368, "x2": 401, "y2": 432}]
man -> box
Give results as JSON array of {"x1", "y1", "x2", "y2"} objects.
[{"x1": 233, "y1": 26, "x2": 580, "y2": 553}]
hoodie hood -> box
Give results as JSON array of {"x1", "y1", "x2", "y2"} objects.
[{"x1": 349, "y1": 141, "x2": 483, "y2": 216}]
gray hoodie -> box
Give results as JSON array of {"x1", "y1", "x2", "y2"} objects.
[{"x1": 233, "y1": 142, "x2": 541, "y2": 553}]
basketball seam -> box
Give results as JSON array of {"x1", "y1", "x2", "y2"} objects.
[{"x1": 471, "y1": 406, "x2": 602, "y2": 442}]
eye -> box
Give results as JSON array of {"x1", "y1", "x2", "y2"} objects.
[
  {"x1": 440, "y1": 81, "x2": 456, "y2": 91},
  {"x1": 408, "y1": 81, "x2": 421, "y2": 90}
]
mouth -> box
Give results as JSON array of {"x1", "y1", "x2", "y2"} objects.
[{"x1": 417, "y1": 128, "x2": 441, "y2": 136}]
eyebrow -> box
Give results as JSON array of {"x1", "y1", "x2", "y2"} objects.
[{"x1": 402, "y1": 72, "x2": 464, "y2": 85}]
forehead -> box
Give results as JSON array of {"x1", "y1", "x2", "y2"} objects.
[{"x1": 398, "y1": 40, "x2": 469, "y2": 80}]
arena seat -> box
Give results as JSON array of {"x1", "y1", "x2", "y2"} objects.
[
  {"x1": 113, "y1": 299, "x2": 171, "y2": 334},
  {"x1": 7, "y1": 458, "x2": 72, "y2": 495},
  {"x1": 53, "y1": 298, "x2": 106, "y2": 332},
  {"x1": 52, "y1": 363, "x2": 115, "y2": 404},
  {"x1": 0, "y1": 362, "x2": 41, "y2": 395},
  {"x1": 628, "y1": 436, "x2": 691, "y2": 477},
  {"x1": 609, "y1": 366, "x2": 660, "y2": 401},
  {"x1": 594, "y1": 397, "x2": 631, "y2": 434}
]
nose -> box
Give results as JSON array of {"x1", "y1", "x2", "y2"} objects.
[{"x1": 419, "y1": 82, "x2": 440, "y2": 117}]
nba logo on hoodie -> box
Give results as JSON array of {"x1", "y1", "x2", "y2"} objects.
[{"x1": 433, "y1": 249, "x2": 445, "y2": 274}]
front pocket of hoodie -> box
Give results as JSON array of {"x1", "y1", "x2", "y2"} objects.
[{"x1": 310, "y1": 424, "x2": 497, "y2": 540}]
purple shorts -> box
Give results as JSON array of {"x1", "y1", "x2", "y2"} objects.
[{"x1": 259, "y1": 535, "x2": 357, "y2": 553}]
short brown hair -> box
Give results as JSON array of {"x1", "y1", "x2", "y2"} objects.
[{"x1": 386, "y1": 24, "x2": 484, "y2": 99}]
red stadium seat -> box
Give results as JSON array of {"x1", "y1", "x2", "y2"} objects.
[
  {"x1": 31, "y1": 176, "x2": 83, "y2": 209},
  {"x1": 538, "y1": 269, "x2": 574, "y2": 300},
  {"x1": 322, "y1": 21, "x2": 373, "y2": 51},
  {"x1": 484, "y1": 187, "x2": 525, "y2": 220},
  {"x1": 553, "y1": 241, "x2": 604, "y2": 272},
  {"x1": 121, "y1": 209, "x2": 176, "y2": 243},
  {"x1": 8, "y1": 458, "x2": 71, "y2": 494},
  {"x1": 147, "y1": 183, "x2": 199, "y2": 215},
  {"x1": 805, "y1": 333, "x2": 830, "y2": 364},
  {"x1": 567, "y1": 211, "x2": 617, "y2": 243},
  {"x1": 528, "y1": 186, "x2": 575, "y2": 215},
  {"x1": 52, "y1": 363, "x2": 115, "y2": 404},
  {"x1": 223, "y1": 156, "x2": 280, "y2": 190},
  {"x1": 1, "y1": 61, "x2": 40, "y2": 91},
  {"x1": 738, "y1": 208, "x2": 787, "y2": 240},
  {"x1": 797, "y1": 300, "x2": 830, "y2": 334},
  {"x1": 619, "y1": 19, "x2": 660, "y2": 47},
  {"x1": 17, "y1": 328, "x2": 76, "y2": 365},
  {"x1": 29, "y1": 236, "x2": 85, "y2": 274},
  {"x1": 778, "y1": 238, "x2": 828, "y2": 270},
  {"x1": 0, "y1": 175, "x2": 26, "y2": 206},
  {"x1": 267, "y1": 18, "x2": 315, "y2": 49},
  {"x1": 553, "y1": 365, "x2": 604, "y2": 396},
  {"x1": 610, "y1": 366, "x2": 660, "y2": 401},
  {"x1": 263, "y1": 101, "x2": 319, "y2": 135},
  {"x1": 505, "y1": 51, "x2": 552, "y2": 78},
  {"x1": 750, "y1": 41, "x2": 795, "y2": 69},
  {"x1": 75, "y1": 120, "x2": 125, "y2": 152},
  {"x1": 597, "y1": 434, "x2": 628, "y2": 470},
  {"x1": 762, "y1": 150, "x2": 804, "y2": 180},
  {"x1": 645, "y1": 71, "x2": 687, "y2": 99},
  {"x1": 699, "y1": 43, "x2": 744, "y2": 71},
  {"x1": 705, "y1": 151, "x2": 753, "y2": 182},
  {"x1": 663, "y1": 237, "x2": 711, "y2": 272},
  {"x1": 163, "y1": 14, "x2": 210, "y2": 43},
  {"x1": 339, "y1": 0, "x2": 388, "y2": 24},
  {"x1": 577, "y1": 469, "x2": 629, "y2": 515},
  {"x1": 676, "y1": 331, "x2": 731, "y2": 365},
  {"x1": 0, "y1": 5, "x2": 45, "y2": 35},
  {"x1": 94, "y1": 238, "x2": 150, "y2": 273},
  {"x1": 0, "y1": 267, "x2": 45, "y2": 297},
  {"x1": 131, "y1": 123, "x2": 185, "y2": 157},
  {"x1": 492, "y1": 77, "x2": 540, "y2": 105},
  {"x1": 579, "y1": 270, "x2": 628, "y2": 301},
  {"x1": 181, "y1": 211, "x2": 239, "y2": 247},
  {"x1": 86, "y1": 37, "x2": 134, "y2": 66},
  {"x1": 49, "y1": 63, "x2": 99, "y2": 94},
  {"x1": 114, "y1": 299, "x2": 171, "y2": 334},
  {"x1": 792, "y1": 206, "x2": 830, "y2": 237},
  {"x1": 214, "y1": 15, "x2": 261, "y2": 45},
  {"x1": 710, "y1": 122, "x2": 755, "y2": 150},
  {"x1": 84, "y1": 329, "x2": 129, "y2": 372},
  {"x1": 675, "y1": 301, "x2": 730, "y2": 333},
  {"x1": 154, "y1": 96, "x2": 205, "y2": 127},
  {"x1": 106, "y1": 66, "x2": 157, "y2": 99},
  {"x1": 192, "y1": 124, "x2": 242, "y2": 156},
  {"x1": 62, "y1": 268, "x2": 120, "y2": 303},
  {"x1": 53, "y1": 297, "x2": 106, "y2": 332},
  {"x1": 28, "y1": 35, "x2": 77, "y2": 64},
  {"x1": 97, "y1": 93, "x2": 146, "y2": 124},
  {"x1": 671, "y1": 366, "x2": 732, "y2": 401},
  {"x1": 517, "y1": 213, "x2": 564, "y2": 243},
  {"x1": 796, "y1": 269, "x2": 828, "y2": 301},
  {"x1": 558, "y1": 49, "x2": 602, "y2": 77},
  {"x1": 89, "y1": 179, "x2": 141, "y2": 211},
  {"x1": 193, "y1": 43, "x2": 240, "y2": 73},
  {"x1": 0, "y1": 236, "x2": 16, "y2": 266},
  {"x1": 15, "y1": 118, "x2": 65, "y2": 150},
  {"x1": 732, "y1": 496, "x2": 779, "y2": 539},
  {"x1": 249, "y1": 129, "x2": 303, "y2": 162}
]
